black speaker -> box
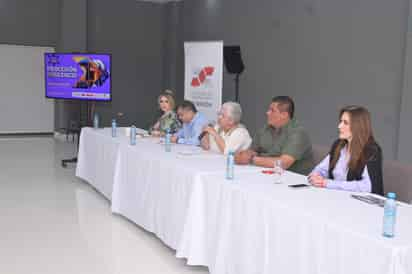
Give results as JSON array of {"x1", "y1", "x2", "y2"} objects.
[{"x1": 224, "y1": 46, "x2": 245, "y2": 74}]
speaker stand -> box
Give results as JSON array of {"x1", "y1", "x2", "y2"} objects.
[
  {"x1": 61, "y1": 101, "x2": 94, "y2": 168},
  {"x1": 235, "y1": 73, "x2": 240, "y2": 102},
  {"x1": 61, "y1": 157, "x2": 78, "y2": 167}
]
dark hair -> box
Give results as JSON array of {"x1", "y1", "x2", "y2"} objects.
[
  {"x1": 272, "y1": 96, "x2": 295, "y2": 118},
  {"x1": 330, "y1": 105, "x2": 375, "y2": 172},
  {"x1": 178, "y1": 100, "x2": 197, "y2": 113}
]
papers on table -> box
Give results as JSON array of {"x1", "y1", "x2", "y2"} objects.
[
  {"x1": 351, "y1": 194, "x2": 385, "y2": 207},
  {"x1": 124, "y1": 127, "x2": 149, "y2": 137},
  {"x1": 177, "y1": 148, "x2": 203, "y2": 156},
  {"x1": 351, "y1": 193, "x2": 408, "y2": 207}
]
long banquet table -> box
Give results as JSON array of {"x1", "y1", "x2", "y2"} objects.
[
  {"x1": 76, "y1": 127, "x2": 412, "y2": 274},
  {"x1": 76, "y1": 127, "x2": 120, "y2": 200}
]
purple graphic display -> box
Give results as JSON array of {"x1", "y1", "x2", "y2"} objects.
[{"x1": 45, "y1": 53, "x2": 111, "y2": 101}]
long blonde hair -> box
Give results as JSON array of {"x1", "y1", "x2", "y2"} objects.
[{"x1": 158, "y1": 89, "x2": 176, "y2": 111}]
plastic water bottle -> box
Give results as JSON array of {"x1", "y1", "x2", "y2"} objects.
[
  {"x1": 226, "y1": 150, "x2": 235, "y2": 180},
  {"x1": 93, "y1": 113, "x2": 99, "y2": 129},
  {"x1": 130, "y1": 125, "x2": 136, "y2": 145},
  {"x1": 383, "y1": 192, "x2": 397, "y2": 238},
  {"x1": 165, "y1": 129, "x2": 171, "y2": 152},
  {"x1": 273, "y1": 159, "x2": 284, "y2": 184},
  {"x1": 111, "y1": 119, "x2": 117, "y2": 137}
]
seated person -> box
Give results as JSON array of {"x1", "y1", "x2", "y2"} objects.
[
  {"x1": 149, "y1": 90, "x2": 181, "y2": 136},
  {"x1": 171, "y1": 100, "x2": 208, "y2": 145},
  {"x1": 308, "y1": 106, "x2": 383, "y2": 194},
  {"x1": 235, "y1": 96, "x2": 314, "y2": 175},
  {"x1": 200, "y1": 102, "x2": 252, "y2": 154}
]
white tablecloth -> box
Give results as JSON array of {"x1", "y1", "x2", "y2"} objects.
[
  {"x1": 181, "y1": 171, "x2": 412, "y2": 274},
  {"x1": 111, "y1": 137, "x2": 254, "y2": 250},
  {"x1": 78, "y1": 128, "x2": 412, "y2": 274},
  {"x1": 76, "y1": 127, "x2": 121, "y2": 200}
]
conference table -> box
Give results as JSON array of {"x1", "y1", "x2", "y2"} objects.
[
  {"x1": 76, "y1": 127, "x2": 120, "y2": 200},
  {"x1": 76, "y1": 127, "x2": 412, "y2": 274}
]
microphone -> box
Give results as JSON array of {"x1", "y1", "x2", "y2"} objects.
[
  {"x1": 198, "y1": 131, "x2": 208, "y2": 141},
  {"x1": 198, "y1": 122, "x2": 216, "y2": 141}
]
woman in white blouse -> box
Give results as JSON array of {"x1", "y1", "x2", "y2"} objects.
[{"x1": 200, "y1": 102, "x2": 252, "y2": 155}]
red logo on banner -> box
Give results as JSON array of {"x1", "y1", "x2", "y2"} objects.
[{"x1": 191, "y1": 66, "x2": 215, "y2": 87}]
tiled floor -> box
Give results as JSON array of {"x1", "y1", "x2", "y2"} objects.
[{"x1": 0, "y1": 137, "x2": 208, "y2": 274}]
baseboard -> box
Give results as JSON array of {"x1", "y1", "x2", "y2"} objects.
[
  {"x1": 53, "y1": 131, "x2": 79, "y2": 143},
  {"x1": 0, "y1": 132, "x2": 54, "y2": 137}
]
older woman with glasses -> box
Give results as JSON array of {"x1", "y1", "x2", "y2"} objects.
[
  {"x1": 149, "y1": 90, "x2": 181, "y2": 136},
  {"x1": 308, "y1": 106, "x2": 383, "y2": 195},
  {"x1": 200, "y1": 102, "x2": 252, "y2": 154}
]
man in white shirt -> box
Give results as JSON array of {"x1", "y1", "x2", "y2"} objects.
[{"x1": 200, "y1": 102, "x2": 252, "y2": 154}]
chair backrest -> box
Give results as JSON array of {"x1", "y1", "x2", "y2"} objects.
[
  {"x1": 383, "y1": 160, "x2": 412, "y2": 203},
  {"x1": 312, "y1": 144, "x2": 329, "y2": 166}
]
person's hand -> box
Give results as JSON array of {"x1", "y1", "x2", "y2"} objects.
[
  {"x1": 235, "y1": 150, "x2": 256, "y2": 165},
  {"x1": 200, "y1": 134, "x2": 210, "y2": 150},
  {"x1": 203, "y1": 126, "x2": 217, "y2": 137},
  {"x1": 308, "y1": 172, "x2": 327, "y2": 188},
  {"x1": 170, "y1": 135, "x2": 178, "y2": 143}
]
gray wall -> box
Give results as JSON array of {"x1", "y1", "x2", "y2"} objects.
[
  {"x1": 56, "y1": 0, "x2": 167, "y2": 130},
  {"x1": 0, "y1": 0, "x2": 61, "y2": 46},
  {"x1": 398, "y1": 1, "x2": 412, "y2": 163},
  {"x1": 55, "y1": 0, "x2": 88, "y2": 130},
  {"x1": 162, "y1": 2, "x2": 183, "y2": 99},
  {"x1": 87, "y1": 0, "x2": 166, "y2": 128},
  {"x1": 2, "y1": 0, "x2": 412, "y2": 163},
  {"x1": 0, "y1": 0, "x2": 62, "y2": 130},
  {"x1": 170, "y1": 0, "x2": 410, "y2": 162},
  {"x1": 0, "y1": 0, "x2": 167, "y2": 131},
  {"x1": 0, "y1": 0, "x2": 88, "y2": 131}
]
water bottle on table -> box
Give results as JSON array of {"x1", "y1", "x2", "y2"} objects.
[
  {"x1": 165, "y1": 129, "x2": 171, "y2": 152},
  {"x1": 93, "y1": 113, "x2": 99, "y2": 129},
  {"x1": 383, "y1": 192, "x2": 397, "y2": 238},
  {"x1": 111, "y1": 119, "x2": 117, "y2": 137},
  {"x1": 226, "y1": 150, "x2": 235, "y2": 180},
  {"x1": 130, "y1": 125, "x2": 136, "y2": 145},
  {"x1": 273, "y1": 159, "x2": 284, "y2": 184}
]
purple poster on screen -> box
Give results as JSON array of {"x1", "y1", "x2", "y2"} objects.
[{"x1": 45, "y1": 53, "x2": 111, "y2": 101}]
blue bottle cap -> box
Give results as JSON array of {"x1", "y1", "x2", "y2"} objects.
[{"x1": 387, "y1": 192, "x2": 396, "y2": 199}]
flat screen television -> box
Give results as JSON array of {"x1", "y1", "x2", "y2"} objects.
[{"x1": 44, "y1": 53, "x2": 111, "y2": 101}]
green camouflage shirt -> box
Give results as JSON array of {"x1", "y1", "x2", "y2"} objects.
[{"x1": 151, "y1": 111, "x2": 181, "y2": 134}]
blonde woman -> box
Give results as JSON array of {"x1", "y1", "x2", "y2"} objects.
[{"x1": 150, "y1": 90, "x2": 181, "y2": 136}]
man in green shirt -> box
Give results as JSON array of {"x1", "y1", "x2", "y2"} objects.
[{"x1": 235, "y1": 96, "x2": 314, "y2": 175}]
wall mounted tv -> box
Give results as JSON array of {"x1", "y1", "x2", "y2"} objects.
[{"x1": 44, "y1": 53, "x2": 111, "y2": 101}]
